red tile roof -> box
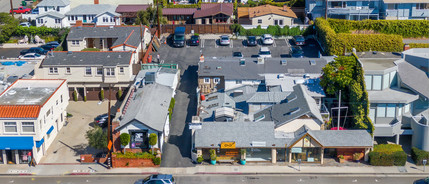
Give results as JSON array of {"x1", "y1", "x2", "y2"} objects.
[
  {"x1": 116, "y1": 4, "x2": 150, "y2": 13},
  {"x1": 0, "y1": 105, "x2": 41, "y2": 119},
  {"x1": 194, "y1": 3, "x2": 233, "y2": 18},
  {"x1": 163, "y1": 8, "x2": 197, "y2": 15}
]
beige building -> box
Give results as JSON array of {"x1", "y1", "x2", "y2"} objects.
[
  {"x1": 34, "y1": 51, "x2": 137, "y2": 101},
  {"x1": 238, "y1": 5, "x2": 298, "y2": 27}
]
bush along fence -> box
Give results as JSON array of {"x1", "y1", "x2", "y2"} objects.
[
  {"x1": 409, "y1": 43, "x2": 429, "y2": 48},
  {"x1": 369, "y1": 144, "x2": 407, "y2": 166},
  {"x1": 231, "y1": 24, "x2": 305, "y2": 36},
  {"x1": 412, "y1": 147, "x2": 429, "y2": 165},
  {"x1": 315, "y1": 18, "x2": 403, "y2": 56}
]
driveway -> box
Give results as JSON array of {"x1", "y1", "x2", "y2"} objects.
[{"x1": 39, "y1": 101, "x2": 116, "y2": 164}]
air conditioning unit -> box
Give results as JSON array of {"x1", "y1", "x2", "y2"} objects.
[{"x1": 257, "y1": 57, "x2": 265, "y2": 64}]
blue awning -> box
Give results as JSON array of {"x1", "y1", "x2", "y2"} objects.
[
  {"x1": 46, "y1": 126, "x2": 54, "y2": 134},
  {"x1": 35, "y1": 138, "x2": 44, "y2": 148},
  {"x1": 0, "y1": 137, "x2": 34, "y2": 150}
]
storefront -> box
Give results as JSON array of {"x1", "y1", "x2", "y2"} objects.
[
  {"x1": 0, "y1": 137, "x2": 34, "y2": 164},
  {"x1": 289, "y1": 135, "x2": 322, "y2": 163}
]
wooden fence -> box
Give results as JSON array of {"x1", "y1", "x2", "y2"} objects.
[{"x1": 161, "y1": 24, "x2": 233, "y2": 34}]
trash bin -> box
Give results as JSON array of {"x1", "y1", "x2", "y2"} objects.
[{"x1": 22, "y1": 1, "x2": 27, "y2": 6}]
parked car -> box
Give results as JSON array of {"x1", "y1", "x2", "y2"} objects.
[
  {"x1": 259, "y1": 47, "x2": 272, "y2": 58},
  {"x1": 31, "y1": 8, "x2": 39, "y2": 14},
  {"x1": 46, "y1": 41, "x2": 60, "y2": 47},
  {"x1": 40, "y1": 41, "x2": 60, "y2": 50},
  {"x1": 261, "y1": 34, "x2": 274, "y2": 45},
  {"x1": 172, "y1": 27, "x2": 185, "y2": 47},
  {"x1": 233, "y1": 52, "x2": 243, "y2": 58},
  {"x1": 135, "y1": 174, "x2": 176, "y2": 184},
  {"x1": 189, "y1": 35, "x2": 200, "y2": 46},
  {"x1": 10, "y1": 7, "x2": 31, "y2": 14},
  {"x1": 19, "y1": 22, "x2": 31, "y2": 27},
  {"x1": 293, "y1": 35, "x2": 306, "y2": 46},
  {"x1": 18, "y1": 53, "x2": 45, "y2": 59},
  {"x1": 247, "y1": 36, "x2": 257, "y2": 46},
  {"x1": 414, "y1": 177, "x2": 429, "y2": 184},
  {"x1": 20, "y1": 47, "x2": 48, "y2": 55},
  {"x1": 289, "y1": 46, "x2": 304, "y2": 58},
  {"x1": 94, "y1": 113, "x2": 115, "y2": 128},
  {"x1": 219, "y1": 35, "x2": 230, "y2": 46}
]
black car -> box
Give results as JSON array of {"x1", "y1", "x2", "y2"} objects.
[
  {"x1": 233, "y1": 52, "x2": 243, "y2": 58},
  {"x1": 289, "y1": 46, "x2": 304, "y2": 58},
  {"x1": 293, "y1": 35, "x2": 306, "y2": 46},
  {"x1": 20, "y1": 47, "x2": 47, "y2": 55},
  {"x1": 189, "y1": 35, "x2": 200, "y2": 46},
  {"x1": 94, "y1": 113, "x2": 115, "y2": 128},
  {"x1": 46, "y1": 41, "x2": 60, "y2": 47},
  {"x1": 40, "y1": 44, "x2": 56, "y2": 51},
  {"x1": 247, "y1": 36, "x2": 257, "y2": 46}
]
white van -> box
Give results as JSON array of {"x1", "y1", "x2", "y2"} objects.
[{"x1": 259, "y1": 47, "x2": 272, "y2": 58}]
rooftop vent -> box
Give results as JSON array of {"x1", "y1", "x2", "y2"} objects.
[
  {"x1": 109, "y1": 25, "x2": 114, "y2": 29},
  {"x1": 107, "y1": 55, "x2": 110, "y2": 58},
  {"x1": 281, "y1": 60, "x2": 287, "y2": 65},
  {"x1": 233, "y1": 90, "x2": 243, "y2": 97},
  {"x1": 257, "y1": 57, "x2": 265, "y2": 64},
  {"x1": 7, "y1": 90, "x2": 16, "y2": 95},
  {"x1": 239, "y1": 59, "x2": 245, "y2": 66},
  {"x1": 145, "y1": 72, "x2": 156, "y2": 84},
  {"x1": 216, "y1": 66, "x2": 222, "y2": 70},
  {"x1": 278, "y1": 74, "x2": 285, "y2": 78},
  {"x1": 303, "y1": 74, "x2": 310, "y2": 78},
  {"x1": 309, "y1": 60, "x2": 316, "y2": 65},
  {"x1": 118, "y1": 55, "x2": 121, "y2": 58},
  {"x1": 284, "y1": 107, "x2": 300, "y2": 116}
]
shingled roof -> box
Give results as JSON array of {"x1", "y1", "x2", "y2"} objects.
[
  {"x1": 194, "y1": 3, "x2": 233, "y2": 18},
  {"x1": 249, "y1": 4, "x2": 297, "y2": 18}
]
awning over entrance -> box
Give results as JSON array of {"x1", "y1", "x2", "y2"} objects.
[
  {"x1": 46, "y1": 125, "x2": 54, "y2": 134},
  {"x1": 0, "y1": 137, "x2": 34, "y2": 150},
  {"x1": 36, "y1": 138, "x2": 45, "y2": 148}
]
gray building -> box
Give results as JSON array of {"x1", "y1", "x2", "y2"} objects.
[{"x1": 381, "y1": 0, "x2": 429, "y2": 20}]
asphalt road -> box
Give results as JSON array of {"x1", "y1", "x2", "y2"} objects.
[
  {"x1": 0, "y1": 48, "x2": 26, "y2": 59},
  {"x1": 0, "y1": 0, "x2": 28, "y2": 13},
  {"x1": 0, "y1": 175, "x2": 424, "y2": 184}
]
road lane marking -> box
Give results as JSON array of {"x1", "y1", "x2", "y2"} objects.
[
  {"x1": 273, "y1": 40, "x2": 276, "y2": 47},
  {"x1": 201, "y1": 39, "x2": 204, "y2": 48},
  {"x1": 215, "y1": 40, "x2": 219, "y2": 48},
  {"x1": 230, "y1": 40, "x2": 233, "y2": 48}
]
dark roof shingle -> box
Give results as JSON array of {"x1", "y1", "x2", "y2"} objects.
[
  {"x1": 41, "y1": 51, "x2": 133, "y2": 66},
  {"x1": 194, "y1": 3, "x2": 233, "y2": 18}
]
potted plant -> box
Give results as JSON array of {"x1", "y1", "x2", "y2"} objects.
[
  {"x1": 240, "y1": 149, "x2": 246, "y2": 165},
  {"x1": 353, "y1": 153, "x2": 361, "y2": 163},
  {"x1": 338, "y1": 155, "x2": 345, "y2": 163},
  {"x1": 210, "y1": 149, "x2": 217, "y2": 165},
  {"x1": 197, "y1": 156, "x2": 204, "y2": 164}
]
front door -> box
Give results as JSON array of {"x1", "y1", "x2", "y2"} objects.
[
  {"x1": 83, "y1": 15, "x2": 87, "y2": 23},
  {"x1": 87, "y1": 38, "x2": 94, "y2": 48},
  {"x1": 6, "y1": 150, "x2": 14, "y2": 164}
]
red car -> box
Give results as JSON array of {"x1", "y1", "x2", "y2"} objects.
[{"x1": 10, "y1": 7, "x2": 31, "y2": 14}]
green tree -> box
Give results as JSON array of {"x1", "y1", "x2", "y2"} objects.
[
  {"x1": 135, "y1": 5, "x2": 167, "y2": 26},
  {"x1": 85, "y1": 125, "x2": 108, "y2": 150},
  {"x1": 0, "y1": 13, "x2": 19, "y2": 43},
  {"x1": 149, "y1": 133, "x2": 158, "y2": 154},
  {"x1": 119, "y1": 133, "x2": 130, "y2": 153}
]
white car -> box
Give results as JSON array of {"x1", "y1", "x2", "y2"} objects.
[
  {"x1": 219, "y1": 35, "x2": 230, "y2": 45},
  {"x1": 259, "y1": 47, "x2": 272, "y2": 58},
  {"x1": 18, "y1": 53, "x2": 45, "y2": 59},
  {"x1": 19, "y1": 22, "x2": 31, "y2": 27},
  {"x1": 261, "y1": 34, "x2": 274, "y2": 45}
]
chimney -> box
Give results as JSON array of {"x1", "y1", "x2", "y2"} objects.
[
  {"x1": 75, "y1": 20, "x2": 83, "y2": 27},
  {"x1": 94, "y1": 0, "x2": 99, "y2": 4},
  {"x1": 283, "y1": 5, "x2": 288, "y2": 11}
]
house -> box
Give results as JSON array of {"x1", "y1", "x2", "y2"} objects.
[
  {"x1": 0, "y1": 79, "x2": 69, "y2": 164},
  {"x1": 34, "y1": 51, "x2": 137, "y2": 101},
  {"x1": 163, "y1": 8, "x2": 197, "y2": 24},
  {"x1": 194, "y1": 3, "x2": 233, "y2": 24},
  {"x1": 238, "y1": 5, "x2": 298, "y2": 27},
  {"x1": 305, "y1": 0, "x2": 382, "y2": 20},
  {"x1": 381, "y1": 0, "x2": 429, "y2": 20},
  {"x1": 359, "y1": 49, "x2": 429, "y2": 150},
  {"x1": 115, "y1": 4, "x2": 150, "y2": 24},
  {"x1": 115, "y1": 68, "x2": 179, "y2": 152},
  {"x1": 65, "y1": 4, "x2": 121, "y2": 26},
  {"x1": 193, "y1": 121, "x2": 372, "y2": 163},
  {"x1": 22, "y1": 0, "x2": 71, "y2": 28},
  {"x1": 66, "y1": 26, "x2": 151, "y2": 61}
]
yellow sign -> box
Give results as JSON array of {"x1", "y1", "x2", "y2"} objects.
[
  {"x1": 107, "y1": 140, "x2": 113, "y2": 151},
  {"x1": 221, "y1": 142, "x2": 236, "y2": 149}
]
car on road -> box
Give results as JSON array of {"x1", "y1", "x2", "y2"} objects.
[
  {"x1": 46, "y1": 41, "x2": 60, "y2": 47},
  {"x1": 219, "y1": 35, "x2": 230, "y2": 46},
  {"x1": 414, "y1": 177, "x2": 429, "y2": 184},
  {"x1": 247, "y1": 36, "x2": 257, "y2": 46},
  {"x1": 258, "y1": 47, "x2": 272, "y2": 58},
  {"x1": 18, "y1": 53, "x2": 45, "y2": 59},
  {"x1": 19, "y1": 22, "x2": 31, "y2": 27},
  {"x1": 20, "y1": 47, "x2": 48, "y2": 55},
  {"x1": 135, "y1": 174, "x2": 176, "y2": 184},
  {"x1": 173, "y1": 27, "x2": 185, "y2": 47},
  {"x1": 40, "y1": 41, "x2": 60, "y2": 50},
  {"x1": 261, "y1": 34, "x2": 274, "y2": 45},
  {"x1": 10, "y1": 7, "x2": 31, "y2": 14},
  {"x1": 189, "y1": 35, "x2": 200, "y2": 46},
  {"x1": 289, "y1": 46, "x2": 304, "y2": 58},
  {"x1": 233, "y1": 52, "x2": 243, "y2": 58},
  {"x1": 31, "y1": 8, "x2": 39, "y2": 14},
  {"x1": 94, "y1": 113, "x2": 115, "y2": 128},
  {"x1": 293, "y1": 35, "x2": 306, "y2": 46}
]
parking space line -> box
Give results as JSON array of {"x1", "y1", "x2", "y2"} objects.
[
  {"x1": 201, "y1": 39, "x2": 205, "y2": 48},
  {"x1": 215, "y1": 40, "x2": 218, "y2": 48},
  {"x1": 230, "y1": 40, "x2": 233, "y2": 48},
  {"x1": 273, "y1": 40, "x2": 277, "y2": 47},
  {"x1": 285, "y1": 39, "x2": 290, "y2": 47}
]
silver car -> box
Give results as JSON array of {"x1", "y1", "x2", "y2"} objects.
[{"x1": 219, "y1": 35, "x2": 230, "y2": 45}]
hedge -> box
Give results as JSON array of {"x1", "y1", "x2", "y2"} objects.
[
  {"x1": 369, "y1": 144, "x2": 407, "y2": 166},
  {"x1": 13, "y1": 26, "x2": 62, "y2": 36},
  {"x1": 152, "y1": 157, "x2": 161, "y2": 165},
  {"x1": 238, "y1": 0, "x2": 303, "y2": 7},
  {"x1": 327, "y1": 19, "x2": 429, "y2": 38},
  {"x1": 411, "y1": 147, "x2": 429, "y2": 165},
  {"x1": 231, "y1": 24, "x2": 304, "y2": 36},
  {"x1": 82, "y1": 48, "x2": 100, "y2": 51},
  {"x1": 409, "y1": 43, "x2": 429, "y2": 48},
  {"x1": 114, "y1": 152, "x2": 155, "y2": 159},
  {"x1": 315, "y1": 18, "x2": 403, "y2": 56}
]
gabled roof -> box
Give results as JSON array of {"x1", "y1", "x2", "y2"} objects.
[
  {"x1": 237, "y1": 7, "x2": 250, "y2": 18},
  {"x1": 66, "y1": 4, "x2": 119, "y2": 16},
  {"x1": 254, "y1": 84, "x2": 323, "y2": 128},
  {"x1": 163, "y1": 8, "x2": 197, "y2": 15},
  {"x1": 0, "y1": 105, "x2": 41, "y2": 119},
  {"x1": 117, "y1": 84, "x2": 173, "y2": 132},
  {"x1": 41, "y1": 51, "x2": 133, "y2": 67},
  {"x1": 116, "y1": 4, "x2": 150, "y2": 13},
  {"x1": 247, "y1": 92, "x2": 291, "y2": 103},
  {"x1": 307, "y1": 130, "x2": 373, "y2": 147},
  {"x1": 396, "y1": 59, "x2": 429, "y2": 99},
  {"x1": 37, "y1": 0, "x2": 69, "y2": 7},
  {"x1": 249, "y1": 5, "x2": 297, "y2": 19},
  {"x1": 194, "y1": 3, "x2": 233, "y2": 18},
  {"x1": 36, "y1": 11, "x2": 65, "y2": 19}
]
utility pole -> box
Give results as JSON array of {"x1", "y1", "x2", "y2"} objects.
[
  {"x1": 107, "y1": 85, "x2": 112, "y2": 168},
  {"x1": 140, "y1": 24, "x2": 145, "y2": 64},
  {"x1": 337, "y1": 90, "x2": 341, "y2": 131},
  {"x1": 10, "y1": 0, "x2": 15, "y2": 18},
  {"x1": 325, "y1": 0, "x2": 328, "y2": 20},
  {"x1": 157, "y1": 0, "x2": 161, "y2": 37}
]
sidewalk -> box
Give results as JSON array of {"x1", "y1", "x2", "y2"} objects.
[{"x1": 0, "y1": 162, "x2": 428, "y2": 176}]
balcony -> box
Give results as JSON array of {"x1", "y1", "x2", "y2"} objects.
[
  {"x1": 411, "y1": 115, "x2": 429, "y2": 151},
  {"x1": 374, "y1": 119, "x2": 401, "y2": 137},
  {"x1": 328, "y1": 7, "x2": 378, "y2": 15}
]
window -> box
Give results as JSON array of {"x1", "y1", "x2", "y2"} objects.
[
  {"x1": 398, "y1": 104, "x2": 403, "y2": 116},
  {"x1": 383, "y1": 73, "x2": 389, "y2": 89},
  {"x1": 96, "y1": 67, "x2": 103, "y2": 75},
  {"x1": 369, "y1": 1, "x2": 376, "y2": 8},
  {"x1": 105, "y1": 68, "x2": 115, "y2": 76},
  {"x1": 274, "y1": 19, "x2": 283, "y2": 26},
  {"x1": 236, "y1": 80, "x2": 242, "y2": 84},
  {"x1": 46, "y1": 109, "x2": 51, "y2": 117},
  {"x1": 258, "y1": 19, "x2": 262, "y2": 24},
  {"x1": 56, "y1": 100, "x2": 58, "y2": 105},
  {"x1": 68, "y1": 16, "x2": 70, "y2": 21},
  {"x1": 38, "y1": 18, "x2": 44, "y2": 24},
  {"x1": 44, "y1": 7, "x2": 47, "y2": 11},
  {"x1": 49, "y1": 67, "x2": 58, "y2": 74},
  {"x1": 365, "y1": 75, "x2": 372, "y2": 90},
  {"x1": 66, "y1": 67, "x2": 71, "y2": 74},
  {"x1": 61, "y1": 95, "x2": 63, "y2": 103},
  {"x1": 55, "y1": 19, "x2": 61, "y2": 24},
  {"x1": 85, "y1": 67, "x2": 92, "y2": 75},
  {"x1": 71, "y1": 40, "x2": 80, "y2": 45},
  {"x1": 416, "y1": 3, "x2": 429, "y2": 9},
  {"x1": 386, "y1": 104, "x2": 396, "y2": 117},
  {"x1": 404, "y1": 103, "x2": 410, "y2": 113},
  {"x1": 119, "y1": 67, "x2": 124, "y2": 74},
  {"x1": 71, "y1": 15, "x2": 75, "y2": 21},
  {"x1": 99, "y1": 39, "x2": 103, "y2": 46},
  {"x1": 387, "y1": 4, "x2": 398, "y2": 9},
  {"x1": 103, "y1": 17, "x2": 108, "y2": 22},
  {"x1": 372, "y1": 75, "x2": 382, "y2": 90},
  {"x1": 56, "y1": 6, "x2": 60, "y2": 11},
  {"x1": 110, "y1": 17, "x2": 114, "y2": 22},
  {"x1": 316, "y1": 1, "x2": 323, "y2": 6},
  {"x1": 214, "y1": 78, "x2": 220, "y2": 83},
  {"x1": 376, "y1": 104, "x2": 386, "y2": 117},
  {"x1": 204, "y1": 78, "x2": 210, "y2": 84},
  {"x1": 4, "y1": 122, "x2": 17, "y2": 133},
  {"x1": 22, "y1": 122, "x2": 35, "y2": 133}
]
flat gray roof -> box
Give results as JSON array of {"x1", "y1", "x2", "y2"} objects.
[
  {"x1": 360, "y1": 58, "x2": 398, "y2": 71},
  {"x1": 41, "y1": 51, "x2": 133, "y2": 66},
  {"x1": 0, "y1": 80, "x2": 65, "y2": 105},
  {"x1": 67, "y1": 26, "x2": 143, "y2": 48},
  {"x1": 368, "y1": 87, "x2": 419, "y2": 103},
  {"x1": 355, "y1": 51, "x2": 402, "y2": 59}
]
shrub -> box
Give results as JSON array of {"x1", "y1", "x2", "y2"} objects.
[
  {"x1": 120, "y1": 133, "x2": 130, "y2": 147},
  {"x1": 100, "y1": 89, "x2": 104, "y2": 100},
  {"x1": 73, "y1": 91, "x2": 78, "y2": 101},
  {"x1": 409, "y1": 43, "x2": 429, "y2": 48},
  {"x1": 210, "y1": 149, "x2": 216, "y2": 160},
  {"x1": 82, "y1": 48, "x2": 100, "y2": 51},
  {"x1": 13, "y1": 26, "x2": 62, "y2": 37},
  {"x1": 231, "y1": 24, "x2": 305, "y2": 36},
  {"x1": 114, "y1": 151, "x2": 155, "y2": 159},
  {"x1": 168, "y1": 98, "x2": 175, "y2": 121},
  {"x1": 83, "y1": 96, "x2": 87, "y2": 102},
  {"x1": 117, "y1": 89, "x2": 123, "y2": 100},
  {"x1": 411, "y1": 147, "x2": 429, "y2": 165},
  {"x1": 369, "y1": 144, "x2": 406, "y2": 166},
  {"x1": 152, "y1": 157, "x2": 161, "y2": 165},
  {"x1": 197, "y1": 156, "x2": 204, "y2": 163}
]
